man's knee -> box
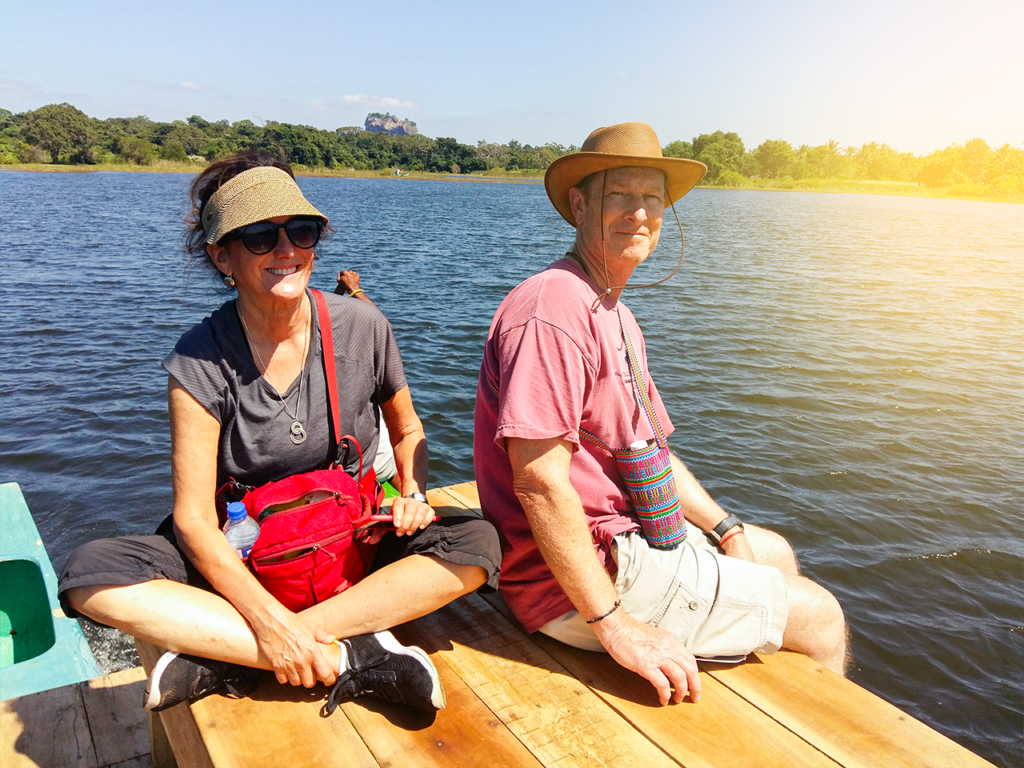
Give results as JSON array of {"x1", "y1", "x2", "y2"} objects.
[
  {"x1": 782, "y1": 575, "x2": 847, "y2": 671},
  {"x1": 745, "y1": 524, "x2": 800, "y2": 575}
]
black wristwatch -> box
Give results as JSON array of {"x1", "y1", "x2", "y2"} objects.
[
  {"x1": 404, "y1": 492, "x2": 428, "y2": 503},
  {"x1": 708, "y1": 514, "x2": 744, "y2": 545}
]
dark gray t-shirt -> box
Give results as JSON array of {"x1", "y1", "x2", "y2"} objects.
[{"x1": 162, "y1": 290, "x2": 406, "y2": 488}]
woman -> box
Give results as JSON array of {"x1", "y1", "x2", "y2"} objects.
[{"x1": 58, "y1": 151, "x2": 500, "y2": 713}]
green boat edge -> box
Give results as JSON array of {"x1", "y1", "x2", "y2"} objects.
[{"x1": 0, "y1": 482, "x2": 101, "y2": 701}]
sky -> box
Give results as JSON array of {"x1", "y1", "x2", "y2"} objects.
[{"x1": 2, "y1": 0, "x2": 1021, "y2": 156}]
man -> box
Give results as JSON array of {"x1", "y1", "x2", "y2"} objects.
[{"x1": 474, "y1": 122, "x2": 847, "y2": 706}]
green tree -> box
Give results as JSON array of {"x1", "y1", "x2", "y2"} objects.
[
  {"x1": 118, "y1": 136, "x2": 154, "y2": 165},
  {"x1": 961, "y1": 138, "x2": 992, "y2": 183},
  {"x1": 662, "y1": 140, "x2": 693, "y2": 159},
  {"x1": 691, "y1": 131, "x2": 745, "y2": 182},
  {"x1": 917, "y1": 160, "x2": 950, "y2": 187},
  {"x1": 22, "y1": 103, "x2": 92, "y2": 163},
  {"x1": 158, "y1": 139, "x2": 188, "y2": 162},
  {"x1": 796, "y1": 141, "x2": 853, "y2": 179},
  {"x1": 163, "y1": 123, "x2": 209, "y2": 156},
  {"x1": 424, "y1": 137, "x2": 484, "y2": 173},
  {"x1": 753, "y1": 139, "x2": 796, "y2": 178},
  {"x1": 476, "y1": 141, "x2": 510, "y2": 170},
  {"x1": 259, "y1": 123, "x2": 324, "y2": 166},
  {"x1": 187, "y1": 115, "x2": 210, "y2": 132}
]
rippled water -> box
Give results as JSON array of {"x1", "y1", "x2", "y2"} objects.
[{"x1": 1, "y1": 171, "x2": 1021, "y2": 766}]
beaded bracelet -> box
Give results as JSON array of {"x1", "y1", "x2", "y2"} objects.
[{"x1": 586, "y1": 599, "x2": 621, "y2": 624}]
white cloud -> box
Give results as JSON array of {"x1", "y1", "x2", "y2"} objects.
[
  {"x1": 0, "y1": 78, "x2": 36, "y2": 98},
  {"x1": 341, "y1": 94, "x2": 419, "y2": 109},
  {"x1": 132, "y1": 79, "x2": 213, "y2": 92}
]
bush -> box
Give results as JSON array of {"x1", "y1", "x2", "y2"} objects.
[
  {"x1": 17, "y1": 143, "x2": 48, "y2": 163},
  {"x1": 158, "y1": 139, "x2": 188, "y2": 162},
  {"x1": 118, "y1": 136, "x2": 154, "y2": 165},
  {"x1": 715, "y1": 170, "x2": 747, "y2": 187},
  {"x1": 0, "y1": 139, "x2": 20, "y2": 164}
]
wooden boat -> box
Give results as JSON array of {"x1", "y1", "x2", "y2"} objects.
[
  {"x1": 135, "y1": 482, "x2": 994, "y2": 768},
  {"x1": 0, "y1": 482, "x2": 101, "y2": 701},
  {"x1": 0, "y1": 482, "x2": 997, "y2": 767}
]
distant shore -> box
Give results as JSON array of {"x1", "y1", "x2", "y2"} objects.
[{"x1": 3, "y1": 161, "x2": 1019, "y2": 204}]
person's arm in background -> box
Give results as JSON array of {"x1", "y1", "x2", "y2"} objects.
[{"x1": 335, "y1": 270, "x2": 377, "y2": 307}]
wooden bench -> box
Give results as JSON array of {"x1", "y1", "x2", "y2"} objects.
[{"x1": 133, "y1": 482, "x2": 993, "y2": 768}]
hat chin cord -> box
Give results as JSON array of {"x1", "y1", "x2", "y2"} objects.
[{"x1": 573, "y1": 170, "x2": 687, "y2": 313}]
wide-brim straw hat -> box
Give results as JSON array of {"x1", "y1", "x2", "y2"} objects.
[
  {"x1": 203, "y1": 166, "x2": 328, "y2": 244},
  {"x1": 544, "y1": 122, "x2": 707, "y2": 226}
]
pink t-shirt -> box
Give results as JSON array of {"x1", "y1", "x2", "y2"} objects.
[{"x1": 474, "y1": 258, "x2": 674, "y2": 632}]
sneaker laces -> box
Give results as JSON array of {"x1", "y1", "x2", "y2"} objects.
[
  {"x1": 222, "y1": 668, "x2": 261, "y2": 699},
  {"x1": 323, "y1": 649, "x2": 393, "y2": 715}
]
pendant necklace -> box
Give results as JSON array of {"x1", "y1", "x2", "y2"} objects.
[{"x1": 238, "y1": 299, "x2": 310, "y2": 445}]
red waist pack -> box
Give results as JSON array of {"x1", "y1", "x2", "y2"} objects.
[{"x1": 239, "y1": 462, "x2": 383, "y2": 612}]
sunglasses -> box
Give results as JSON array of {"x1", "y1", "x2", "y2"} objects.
[{"x1": 223, "y1": 218, "x2": 323, "y2": 255}]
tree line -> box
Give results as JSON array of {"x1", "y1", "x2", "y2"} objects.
[
  {"x1": 665, "y1": 131, "x2": 1023, "y2": 193},
  {"x1": 0, "y1": 103, "x2": 567, "y2": 174},
  {"x1": 2, "y1": 103, "x2": 1021, "y2": 195}
]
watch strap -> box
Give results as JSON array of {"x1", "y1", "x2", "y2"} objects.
[
  {"x1": 709, "y1": 514, "x2": 744, "y2": 544},
  {"x1": 404, "y1": 492, "x2": 428, "y2": 503}
]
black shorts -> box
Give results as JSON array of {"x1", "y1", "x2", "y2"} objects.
[{"x1": 58, "y1": 515, "x2": 501, "y2": 620}]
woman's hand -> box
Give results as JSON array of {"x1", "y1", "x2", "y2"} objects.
[
  {"x1": 250, "y1": 607, "x2": 339, "y2": 688},
  {"x1": 390, "y1": 495, "x2": 434, "y2": 536}
]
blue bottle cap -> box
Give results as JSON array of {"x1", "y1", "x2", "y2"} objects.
[{"x1": 226, "y1": 501, "x2": 248, "y2": 522}]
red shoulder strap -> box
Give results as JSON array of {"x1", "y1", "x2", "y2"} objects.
[
  {"x1": 311, "y1": 290, "x2": 341, "y2": 444},
  {"x1": 312, "y1": 290, "x2": 375, "y2": 505}
]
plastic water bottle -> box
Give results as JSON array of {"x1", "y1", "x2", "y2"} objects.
[{"x1": 223, "y1": 501, "x2": 260, "y2": 559}]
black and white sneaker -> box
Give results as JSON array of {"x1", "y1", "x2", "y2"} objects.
[
  {"x1": 144, "y1": 652, "x2": 260, "y2": 712},
  {"x1": 325, "y1": 631, "x2": 445, "y2": 714}
]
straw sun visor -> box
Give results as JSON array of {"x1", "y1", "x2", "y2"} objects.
[
  {"x1": 544, "y1": 122, "x2": 708, "y2": 226},
  {"x1": 203, "y1": 166, "x2": 328, "y2": 245}
]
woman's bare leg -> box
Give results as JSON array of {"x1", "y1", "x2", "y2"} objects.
[
  {"x1": 66, "y1": 580, "x2": 342, "y2": 672},
  {"x1": 65, "y1": 555, "x2": 484, "y2": 673},
  {"x1": 301, "y1": 555, "x2": 486, "y2": 637}
]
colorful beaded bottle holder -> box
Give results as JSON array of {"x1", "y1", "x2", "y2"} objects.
[{"x1": 612, "y1": 309, "x2": 687, "y2": 549}]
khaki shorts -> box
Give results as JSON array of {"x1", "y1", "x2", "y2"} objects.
[{"x1": 538, "y1": 531, "x2": 788, "y2": 661}]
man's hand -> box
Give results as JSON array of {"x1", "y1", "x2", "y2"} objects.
[{"x1": 593, "y1": 610, "x2": 702, "y2": 705}]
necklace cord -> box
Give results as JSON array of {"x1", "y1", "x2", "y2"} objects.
[{"x1": 237, "y1": 295, "x2": 311, "y2": 443}]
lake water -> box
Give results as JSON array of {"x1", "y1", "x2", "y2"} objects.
[{"x1": 1, "y1": 171, "x2": 1021, "y2": 767}]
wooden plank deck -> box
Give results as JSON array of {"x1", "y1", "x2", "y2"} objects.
[
  {"x1": 0, "y1": 667, "x2": 154, "y2": 768},
  {"x1": 1, "y1": 482, "x2": 995, "y2": 768}
]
